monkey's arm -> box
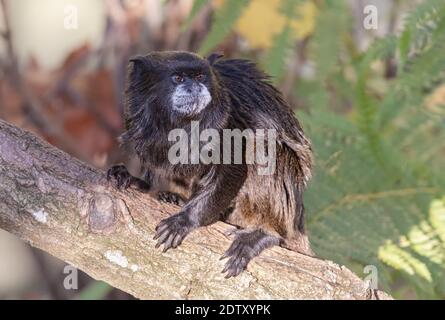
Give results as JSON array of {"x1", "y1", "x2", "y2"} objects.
[{"x1": 154, "y1": 164, "x2": 247, "y2": 251}]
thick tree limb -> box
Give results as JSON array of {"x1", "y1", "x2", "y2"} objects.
[{"x1": 0, "y1": 119, "x2": 392, "y2": 299}]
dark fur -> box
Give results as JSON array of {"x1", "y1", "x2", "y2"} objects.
[{"x1": 108, "y1": 51, "x2": 314, "y2": 277}]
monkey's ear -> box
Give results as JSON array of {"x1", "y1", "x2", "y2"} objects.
[
  {"x1": 207, "y1": 53, "x2": 224, "y2": 66},
  {"x1": 129, "y1": 55, "x2": 155, "y2": 70}
]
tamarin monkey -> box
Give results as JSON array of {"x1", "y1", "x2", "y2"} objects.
[{"x1": 107, "y1": 51, "x2": 314, "y2": 278}]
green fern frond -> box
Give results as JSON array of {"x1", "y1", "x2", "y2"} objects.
[
  {"x1": 359, "y1": 35, "x2": 397, "y2": 73},
  {"x1": 399, "y1": 33, "x2": 445, "y2": 93},
  {"x1": 198, "y1": 0, "x2": 251, "y2": 55},
  {"x1": 305, "y1": 102, "x2": 445, "y2": 297},
  {"x1": 377, "y1": 197, "x2": 445, "y2": 296},
  {"x1": 181, "y1": 0, "x2": 211, "y2": 32},
  {"x1": 265, "y1": 23, "x2": 293, "y2": 81},
  {"x1": 402, "y1": 0, "x2": 445, "y2": 31},
  {"x1": 430, "y1": 197, "x2": 445, "y2": 243},
  {"x1": 354, "y1": 40, "x2": 397, "y2": 175},
  {"x1": 377, "y1": 4, "x2": 445, "y2": 131},
  {"x1": 399, "y1": 0, "x2": 445, "y2": 68},
  {"x1": 264, "y1": 0, "x2": 304, "y2": 81},
  {"x1": 311, "y1": 0, "x2": 349, "y2": 80},
  {"x1": 378, "y1": 34, "x2": 445, "y2": 130}
]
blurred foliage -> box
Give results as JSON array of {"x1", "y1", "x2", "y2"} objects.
[
  {"x1": 191, "y1": 0, "x2": 445, "y2": 298},
  {"x1": 224, "y1": 0, "x2": 316, "y2": 48},
  {"x1": 74, "y1": 281, "x2": 112, "y2": 300},
  {"x1": 198, "y1": 0, "x2": 252, "y2": 55}
]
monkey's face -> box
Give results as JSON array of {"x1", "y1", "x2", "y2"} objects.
[
  {"x1": 127, "y1": 52, "x2": 215, "y2": 121},
  {"x1": 169, "y1": 71, "x2": 212, "y2": 116}
]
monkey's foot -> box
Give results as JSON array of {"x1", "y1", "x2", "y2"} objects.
[
  {"x1": 107, "y1": 165, "x2": 135, "y2": 189},
  {"x1": 158, "y1": 192, "x2": 185, "y2": 206},
  {"x1": 154, "y1": 213, "x2": 194, "y2": 252},
  {"x1": 107, "y1": 165, "x2": 150, "y2": 191},
  {"x1": 220, "y1": 229, "x2": 281, "y2": 278}
]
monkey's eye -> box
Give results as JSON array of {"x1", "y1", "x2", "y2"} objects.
[
  {"x1": 195, "y1": 74, "x2": 206, "y2": 82},
  {"x1": 172, "y1": 75, "x2": 185, "y2": 84}
]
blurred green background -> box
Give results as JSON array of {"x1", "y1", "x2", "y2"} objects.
[{"x1": 0, "y1": 0, "x2": 444, "y2": 299}]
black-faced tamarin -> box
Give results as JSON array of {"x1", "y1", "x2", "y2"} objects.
[{"x1": 108, "y1": 51, "x2": 313, "y2": 278}]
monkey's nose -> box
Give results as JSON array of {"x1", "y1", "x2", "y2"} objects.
[{"x1": 185, "y1": 83, "x2": 201, "y2": 94}]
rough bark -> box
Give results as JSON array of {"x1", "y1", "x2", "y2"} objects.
[{"x1": 0, "y1": 119, "x2": 392, "y2": 300}]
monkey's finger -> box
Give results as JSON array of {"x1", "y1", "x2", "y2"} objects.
[
  {"x1": 222, "y1": 255, "x2": 239, "y2": 273},
  {"x1": 154, "y1": 228, "x2": 169, "y2": 242},
  {"x1": 228, "y1": 243, "x2": 244, "y2": 262},
  {"x1": 229, "y1": 240, "x2": 243, "y2": 254},
  {"x1": 155, "y1": 223, "x2": 170, "y2": 236},
  {"x1": 153, "y1": 228, "x2": 162, "y2": 240},
  {"x1": 225, "y1": 250, "x2": 245, "y2": 273},
  {"x1": 162, "y1": 233, "x2": 176, "y2": 252},
  {"x1": 234, "y1": 257, "x2": 247, "y2": 277},
  {"x1": 224, "y1": 265, "x2": 237, "y2": 279},
  {"x1": 219, "y1": 252, "x2": 229, "y2": 261},
  {"x1": 171, "y1": 234, "x2": 183, "y2": 249},
  {"x1": 221, "y1": 262, "x2": 231, "y2": 274},
  {"x1": 222, "y1": 253, "x2": 240, "y2": 274},
  {"x1": 119, "y1": 177, "x2": 132, "y2": 190},
  {"x1": 153, "y1": 223, "x2": 171, "y2": 241},
  {"x1": 155, "y1": 230, "x2": 171, "y2": 247},
  {"x1": 155, "y1": 226, "x2": 170, "y2": 239},
  {"x1": 117, "y1": 176, "x2": 126, "y2": 189},
  {"x1": 155, "y1": 219, "x2": 171, "y2": 232},
  {"x1": 220, "y1": 242, "x2": 242, "y2": 260},
  {"x1": 122, "y1": 177, "x2": 132, "y2": 189},
  {"x1": 237, "y1": 254, "x2": 252, "y2": 272},
  {"x1": 224, "y1": 228, "x2": 239, "y2": 237},
  {"x1": 225, "y1": 257, "x2": 247, "y2": 278}
]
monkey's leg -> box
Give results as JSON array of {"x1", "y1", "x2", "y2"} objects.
[
  {"x1": 221, "y1": 229, "x2": 282, "y2": 278},
  {"x1": 107, "y1": 164, "x2": 150, "y2": 191},
  {"x1": 154, "y1": 165, "x2": 247, "y2": 252}
]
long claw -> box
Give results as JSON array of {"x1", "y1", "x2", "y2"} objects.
[
  {"x1": 219, "y1": 252, "x2": 229, "y2": 261},
  {"x1": 157, "y1": 230, "x2": 170, "y2": 245},
  {"x1": 221, "y1": 263, "x2": 230, "y2": 274},
  {"x1": 172, "y1": 234, "x2": 183, "y2": 249},
  {"x1": 163, "y1": 234, "x2": 175, "y2": 252},
  {"x1": 155, "y1": 222, "x2": 169, "y2": 234}
]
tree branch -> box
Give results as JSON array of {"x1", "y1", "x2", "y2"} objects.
[{"x1": 0, "y1": 119, "x2": 392, "y2": 300}]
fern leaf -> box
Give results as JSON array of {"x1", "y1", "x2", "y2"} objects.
[
  {"x1": 264, "y1": 0, "x2": 304, "y2": 80},
  {"x1": 399, "y1": 0, "x2": 445, "y2": 69},
  {"x1": 181, "y1": 0, "x2": 211, "y2": 32},
  {"x1": 265, "y1": 22, "x2": 293, "y2": 81},
  {"x1": 199, "y1": 0, "x2": 251, "y2": 55},
  {"x1": 311, "y1": 0, "x2": 349, "y2": 80}
]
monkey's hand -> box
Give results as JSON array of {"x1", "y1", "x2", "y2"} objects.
[
  {"x1": 154, "y1": 165, "x2": 247, "y2": 252},
  {"x1": 153, "y1": 212, "x2": 195, "y2": 252},
  {"x1": 107, "y1": 164, "x2": 151, "y2": 191}
]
